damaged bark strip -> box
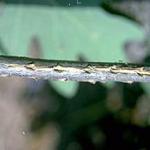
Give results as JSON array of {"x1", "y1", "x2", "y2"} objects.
[{"x1": 0, "y1": 55, "x2": 150, "y2": 83}]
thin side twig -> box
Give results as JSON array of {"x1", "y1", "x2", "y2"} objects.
[{"x1": 0, "y1": 55, "x2": 150, "y2": 83}]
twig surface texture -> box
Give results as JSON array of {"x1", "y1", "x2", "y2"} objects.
[{"x1": 0, "y1": 56, "x2": 150, "y2": 83}]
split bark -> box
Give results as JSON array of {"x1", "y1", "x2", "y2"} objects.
[{"x1": 0, "y1": 55, "x2": 150, "y2": 83}]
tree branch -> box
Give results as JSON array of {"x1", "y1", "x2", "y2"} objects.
[{"x1": 0, "y1": 55, "x2": 150, "y2": 83}]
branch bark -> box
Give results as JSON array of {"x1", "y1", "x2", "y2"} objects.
[{"x1": 0, "y1": 55, "x2": 150, "y2": 83}]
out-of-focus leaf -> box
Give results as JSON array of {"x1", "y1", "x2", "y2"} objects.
[
  {"x1": 50, "y1": 81, "x2": 78, "y2": 98},
  {"x1": 0, "y1": 5, "x2": 143, "y2": 97}
]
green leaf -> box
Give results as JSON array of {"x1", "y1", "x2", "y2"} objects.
[{"x1": 50, "y1": 81, "x2": 78, "y2": 98}]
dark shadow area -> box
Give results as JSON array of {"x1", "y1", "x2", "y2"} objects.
[
  {"x1": 3, "y1": 0, "x2": 101, "y2": 7},
  {"x1": 101, "y1": 116, "x2": 150, "y2": 150},
  {"x1": 116, "y1": 82, "x2": 144, "y2": 108},
  {"x1": 74, "y1": 114, "x2": 150, "y2": 150}
]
